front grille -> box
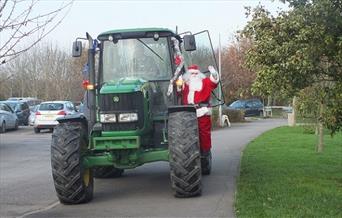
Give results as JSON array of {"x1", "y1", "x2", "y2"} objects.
[{"x1": 99, "y1": 92, "x2": 144, "y2": 131}]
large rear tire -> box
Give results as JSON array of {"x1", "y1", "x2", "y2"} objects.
[
  {"x1": 51, "y1": 122, "x2": 93, "y2": 204},
  {"x1": 201, "y1": 151, "x2": 212, "y2": 175},
  {"x1": 93, "y1": 166, "x2": 124, "y2": 178},
  {"x1": 168, "y1": 111, "x2": 202, "y2": 197}
]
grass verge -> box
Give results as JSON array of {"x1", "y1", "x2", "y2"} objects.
[{"x1": 235, "y1": 126, "x2": 342, "y2": 217}]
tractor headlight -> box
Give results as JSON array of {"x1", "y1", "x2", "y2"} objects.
[
  {"x1": 118, "y1": 113, "x2": 138, "y2": 122},
  {"x1": 100, "y1": 114, "x2": 116, "y2": 123}
]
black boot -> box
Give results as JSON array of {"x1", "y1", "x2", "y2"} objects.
[{"x1": 201, "y1": 150, "x2": 212, "y2": 175}]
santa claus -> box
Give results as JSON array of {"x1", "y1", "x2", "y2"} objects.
[{"x1": 180, "y1": 64, "x2": 219, "y2": 175}]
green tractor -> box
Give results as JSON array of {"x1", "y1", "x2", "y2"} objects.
[{"x1": 51, "y1": 28, "x2": 223, "y2": 204}]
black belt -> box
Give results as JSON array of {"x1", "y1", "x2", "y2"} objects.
[{"x1": 194, "y1": 103, "x2": 210, "y2": 108}]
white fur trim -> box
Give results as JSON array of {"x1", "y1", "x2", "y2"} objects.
[
  {"x1": 188, "y1": 69, "x2": 200, "y2": 74},
  {"x1": 188, "y1": 91, "x2": 195, "y2": 104},
  {"x1": 196, "y1": 107, "x2": 212, "y2": 117}
]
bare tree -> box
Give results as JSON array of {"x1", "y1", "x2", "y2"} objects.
[
  {"x1": 0, "y1": 43, "x2": 84, "y2": 101},
  {"x1": 0, "y1": 0, "x2": 73, "y2": 65}
]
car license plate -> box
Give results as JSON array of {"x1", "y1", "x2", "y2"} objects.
[{"x1": 43, "y1": 115, "x2": 55, "y2": 120}]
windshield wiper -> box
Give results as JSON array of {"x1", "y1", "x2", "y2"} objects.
[{"x1": 136, "y1": 38, "x2": 164, "y2": 62}]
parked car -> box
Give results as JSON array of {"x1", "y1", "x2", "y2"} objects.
[
  {"x1": 34, "y1": 101, "x2": 77, "y2": 133},
  {"x1": 7, "y1": 97, "x2": 42, "y2": 108},
  {"x1": 3, "y1": 100, "x2": 30, "y2": 125},
  {"x1": 227, "y1": 99, "x2": 264, "y2": 117},
  {"x1": 0, "y1": 102, "x2": 19, "y2": 133},
  {"x1": 28, "y1": 104, "x2": 40, "y2": 126}
]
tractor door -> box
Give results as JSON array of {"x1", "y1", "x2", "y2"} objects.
[{"x1": 182, "y1": 30, "x2": 225, "y2": 106}]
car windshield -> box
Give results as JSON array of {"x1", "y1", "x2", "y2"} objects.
[
  {"x1": 0, "y1": 103, "x2": 10, "y2": 111},
  {"x1": 102, "y1": 37, "x2": 172, "y2": 82},
  {"x1": 39, "y1": 103, "x2": 64, "y2": 111},
  {"x1": 4, "y1": 102, "x2": 18, "y2": 110},
  {"x1": 229, "y1": 100, "x2": 246, "y2": 108}
]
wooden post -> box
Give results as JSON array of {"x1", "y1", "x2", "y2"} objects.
[
  {"x1": 292, "y1": 96, "x2": 296, "y2": 126},
  {"x1": 317, "y1": 101, "x2": 324, "y2": 153},
  {"x1": 288, "y1": 96, "x2": 297, "y2": 127}
]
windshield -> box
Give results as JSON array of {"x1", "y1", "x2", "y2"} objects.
[
  {"x1": 102, "y1": 37, "x2": 172, "y2": 82},
  {"x1": 39, "y1": 103, "x2": 64, "y2": 111},
  {"x1": 5, "y1": 102, "x2": 18, "y2": 110},
  {"x1": 229, "y1": 100, "x2": 246, "y2": 108}
]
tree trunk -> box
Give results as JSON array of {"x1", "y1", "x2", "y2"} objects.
[{"x1": 316, "y1": 101, "x2": 324, "y2": 153}]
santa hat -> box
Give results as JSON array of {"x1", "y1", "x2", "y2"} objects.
[{"x1": 188, "y1": 64, "x2": 201, "y2": 74}]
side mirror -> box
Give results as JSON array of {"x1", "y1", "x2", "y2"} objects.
[
  {"x1": 72, "y1": 41, "x2": 82, "y2": 57},
  {"x1": 183, "y1": 35, "x2": 196, "y2": 51}
]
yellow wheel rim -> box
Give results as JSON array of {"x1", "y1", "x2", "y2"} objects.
[{"x1": 83, "y1": 169, "x2": 90, "y2": 187}]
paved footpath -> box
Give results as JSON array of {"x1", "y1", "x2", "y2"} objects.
[{"x1": 0, "y1": 119, "x2": 286, "y2": 218}]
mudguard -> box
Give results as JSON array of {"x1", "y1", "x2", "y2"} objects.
[
  {"x1": 168, "y1": 105, "x2": 196, "y2": 114},
  {"x1": 56, "y1": 114, "x2": 88, "y2": 126}
]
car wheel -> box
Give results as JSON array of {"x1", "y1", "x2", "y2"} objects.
[
  {"x1": 34, "y1": 128, "x2": 40, "y2": 133},
  {"x1": 0, "y1": 122, "x2": 6, "y2": 133},
  {"x1": 14, "y1": 120, "x2": 19, "y2": 130}
]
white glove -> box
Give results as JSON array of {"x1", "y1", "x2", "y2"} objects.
[{"x1": 208, "y1": 65, "x2": 219, "y2": 83}]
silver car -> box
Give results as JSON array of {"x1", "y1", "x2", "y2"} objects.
[{"x1": 0, "y1": 102, "x2": 19, "y2": 133}]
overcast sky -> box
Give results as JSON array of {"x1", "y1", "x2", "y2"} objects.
[
  {"x1": 35, "y1": 0, "x2": 288, "y2": 49},
  {"x1": 1, "y1": 0, "x2": 287, "y2": 52}
]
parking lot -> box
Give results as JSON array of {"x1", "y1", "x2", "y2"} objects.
[{"x1": 0, "y1": 126, "x2": 55, "y2": 217}]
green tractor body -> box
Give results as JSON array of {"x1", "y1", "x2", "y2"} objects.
[
  {"x1": 51, "y1": 27, "x2": 223, "y2": 204},
  {"x1": 86, "y1": 78, "x2": 169, "y2": 170}
]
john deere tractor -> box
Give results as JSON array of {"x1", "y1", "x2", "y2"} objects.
[{"x1": 51, "y1": 28, "x2": 223, "y2": 204}]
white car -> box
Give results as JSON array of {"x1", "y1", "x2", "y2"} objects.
[{"x1": 34, "y1": 101, "x2": 77, "y2": 133}]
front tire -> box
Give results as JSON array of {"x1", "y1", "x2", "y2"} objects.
[
  {"x1": 0, "y1": 122, "x2": 6, "y2": 133},
  {"x1": 51, "y1": 122, "x2": 93, "y2": 204},
  {"x1": 201, "y1": 151, "x2": 212, "y2": 175},
  {"x1": 34, "y1": 128, "x2": 40, "y2": 133},
  {"x1": 93, "y1": 166, "x2": 124, "y2": 178},
  {"x1": 168, "y1": 111, "x2": 201, "y2": 197},
  {"x1": 14, "y1": 120, "x2": 19, "y2": 130}
]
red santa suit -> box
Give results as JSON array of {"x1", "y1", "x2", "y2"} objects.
[{"x1": 181, "y1": 65, "x2": 219, "y2": 153}]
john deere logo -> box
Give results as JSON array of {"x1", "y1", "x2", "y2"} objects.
[{"x1": 113, "y1": 96, "x2": 120, "y2": 103}]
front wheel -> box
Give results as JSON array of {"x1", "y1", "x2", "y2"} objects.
[
  {"x1": 14, "y1": 120, "x2": 19, "y2": 130},
  {"x1": 51, "y1": 122, "x2": 93, "y2": 204},
  {"x1": 0, "y1": 122, "x2": 6, "y2": 133},
  {"x1": 34, "y1": 128, "x2": 40, "y2": 133},
  {"x1": 168, "y1": 111, "x2": 202, "y2": 197},
  {"x1": 201, "y1": 151, "x2": 212, "y2": 175}
]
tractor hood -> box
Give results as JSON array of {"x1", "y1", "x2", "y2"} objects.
[{"x1": 100, "y1": 77, "x2": 147, "y2": 94}]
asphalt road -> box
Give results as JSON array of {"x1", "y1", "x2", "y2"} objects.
[{"x1": 0, "y1": 119, "x2": 286, "y2": 218}]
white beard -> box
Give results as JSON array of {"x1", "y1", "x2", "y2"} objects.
[
  {"x1": 183, "y1": 72, "x2": 204, "y2": 104},
  {"x1": 188, "y1": 75, "x2": 203, "y2": 92}
]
